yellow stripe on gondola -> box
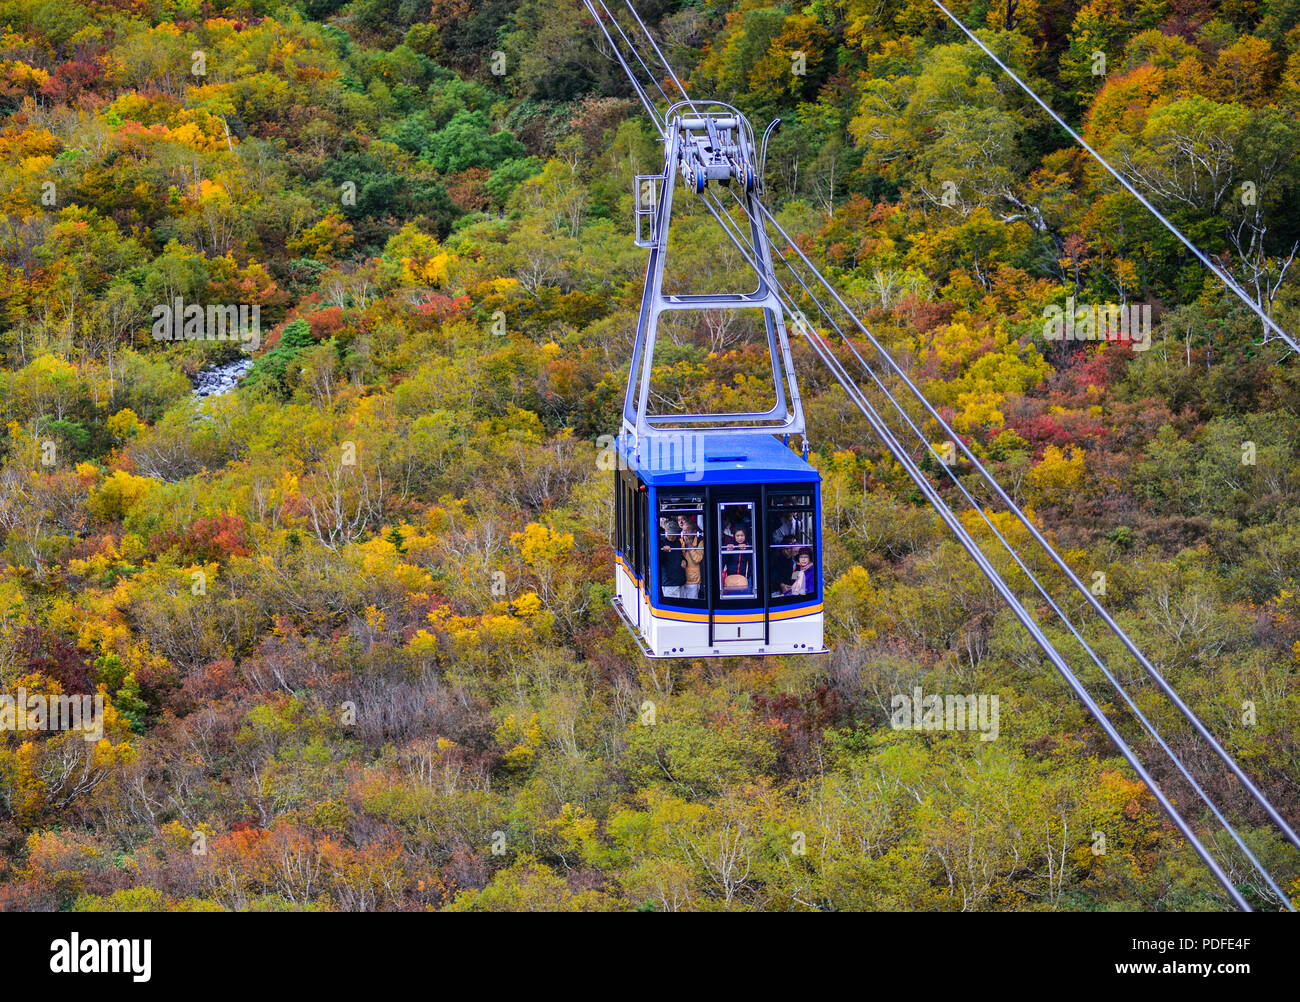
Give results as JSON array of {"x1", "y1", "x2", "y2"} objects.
[
  {"x1": 647, "y1": 605, "x2": 823, "y2": 623},
  {"x1": 768, "y1": 604, "x2": 823, "y2": 621}
]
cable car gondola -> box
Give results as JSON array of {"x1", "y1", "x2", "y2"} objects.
[
  {"x1": 612, "y1": 432, "x2": 825, "y2": 657},
  {"x1": 610, "y1": 102, "x2": 825, "y2": 657}
]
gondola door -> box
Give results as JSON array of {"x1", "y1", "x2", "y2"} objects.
[{"x1": 710, "y1": 492, "x2": 766, "y2": 645}]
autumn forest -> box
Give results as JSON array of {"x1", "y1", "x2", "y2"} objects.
[{"x1": 1, "y1": 0, "x2": 1299, "y2": 912}]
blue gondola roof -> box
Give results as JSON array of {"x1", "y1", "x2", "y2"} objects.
[{"x1": 618, "y1": 432, "x2": 819, "y2": 487}]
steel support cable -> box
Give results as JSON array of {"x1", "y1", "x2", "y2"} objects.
[
  {"x1": 583, "y1": 0, "x2": 666, "y2": 134},
  {"x1": 706, "y1": 191, "x2": 1294, "y2": 909},
  {"x1": 927, "y1": 0, "x2": 1300, "y2": 356},
  {"x1": 596, "y1": 0, "x2": 675, "y2": 120},
  {"x1": 697, "y1": 188, "x2": 1252, "y2": 909},
  {"x1": 621, "y1": 1, "x2": 703, "y2": 119},
  {"x1": 801, "y1": 334, "x2": 1257, "y2": 910},
  {"x1": 753, "y1": 197, "x2": 1300, "y2": 855},
  {"x1": 802, "y1": 343, "x2": 1249, "y2": 912}
]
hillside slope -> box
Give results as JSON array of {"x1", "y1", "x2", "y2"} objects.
[{"x1": 0, "y1": 0, "x2": 1298, "y2": 910}]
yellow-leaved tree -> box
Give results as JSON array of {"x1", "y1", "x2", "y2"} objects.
[{"x1": 1026, "y1": 445, "x2": 1087, "y2": 509}]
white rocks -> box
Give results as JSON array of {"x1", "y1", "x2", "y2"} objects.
[{"x1": 191, "y1": 358, "x2": 253, "y2": 399}]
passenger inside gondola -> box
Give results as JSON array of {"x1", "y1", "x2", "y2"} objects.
[
  {"x1": 659, "y1": 520, "x2": 686, "y2": 598},
  {"x1": 681, "y1": 527, "x2": 703, "y2": 599},
  {"x1": 770, "y1": 540, "x2": 798, "y2": 597},
  {"x1": 720, "y1": 510, "x2": 750, "y2": 548},
  {"x1": 721, "y1": 525, "x2": 754, "y2": 597},
  {"x1": 771, "y1": 512, "x2": 799, "y2": 547},
  {"x1": 780, "y1": 548, "x2": 815, "y2": 596}
]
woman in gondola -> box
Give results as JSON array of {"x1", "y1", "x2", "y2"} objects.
[{"x1": 721, "y1": 526, "x2": 753, "y2": 595}]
